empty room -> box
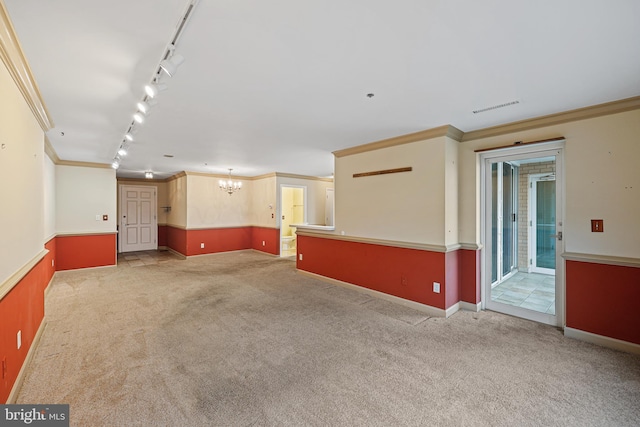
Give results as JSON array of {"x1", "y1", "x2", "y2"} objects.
[{"x1": 1, "y1": 1, "x2": 639, "y2": 425}]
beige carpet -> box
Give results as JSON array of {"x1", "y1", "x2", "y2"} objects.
[{"x1": 16, "y1": 250, "x2": 640, "y2": 426}]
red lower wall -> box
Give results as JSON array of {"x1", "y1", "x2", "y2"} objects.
[
  {"x1": 43, "y1": 238, "x2": 56, "y2": 292},
  {"x1": 0, "y1": 254, "x2": 48, "y2": 403},
  {"x1": 158, "y1": 225, "x2": 168, "y2": 247},
  {"x1": 297, "y1": 235, "x2": 454, "y2": 309},
  {"x1": 56, "y1": 234, "x2": 116, "y2": 271},
  {"x1": 566, "y1": 260, "x2": 640, "y2": 345},
  {"x1": 166, "y1": 226, "x2": 280, "y2": 257},
  {"x1": 460, "y1": 249, "x2": 481, "y2": 304},
  {"x1": 296, "y1": 235, "x2": 481, "y2": 312},
  {"x1": 251, "y1": 227, "x2": 280, "y2": 255}
]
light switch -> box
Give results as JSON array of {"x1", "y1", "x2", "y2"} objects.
[{"x1": 591, "y1": 219, "x2": 603, "y2": 232}]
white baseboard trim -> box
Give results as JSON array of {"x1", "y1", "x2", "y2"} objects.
[
  {"x1": 165, "y1": 248, "x2": 187, "y2": 259},
  {"x1": 564, "y1": 327, "x2": 640, "y2": 355},
  {"x1": 445, "y1": 303, "x2": 460, "y2": 318},
  {"x1": 7, "y1": 320, "x2": 47, "y2": 403},
  {"x1": 297, "y1": 270, "x2": 448, "y2": 317},
  {"x1": 459, "y1": 301, "x2": 482, "y2": 312}
]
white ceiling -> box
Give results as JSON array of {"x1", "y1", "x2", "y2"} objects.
[{"x1": 5, "y1": 0, "x2": 640, "y2": 179}]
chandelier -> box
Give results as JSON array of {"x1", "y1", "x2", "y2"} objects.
[{"x1": 219, "y1": 168, "x2": 242, "y2": 195}]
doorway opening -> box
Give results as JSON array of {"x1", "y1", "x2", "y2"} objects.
[
  {"x1": 280, "y1": 185, "x2": 306, "y2": 257},
  {"x1": 481, "y1": 143, "x2": 564, "y2": 326}
]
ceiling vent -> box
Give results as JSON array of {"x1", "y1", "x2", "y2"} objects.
[{"x1": 473, "y1": 100, "x2": 519, "y2": 114}]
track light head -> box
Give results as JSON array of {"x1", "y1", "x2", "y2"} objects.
[
  {"x1": 124, "y1": 133, "x2": 134, "y2": 142},
  {"x1": 137, "y1": 101, "x2": 151, "y2": 114},
  {"x1": 133, "y1": 112, "x2": 144, "y2": 124},
  {"x1": 144, "y1": 82, "x2": 167, "y2": 98},
  {"x1": 111, "y1": 160, "x2": 120, "y2": 169},
  {"x1": 160, "y1": 54, "x2": 185, "y2": 77}
]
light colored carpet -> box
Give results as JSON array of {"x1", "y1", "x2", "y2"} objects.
[{"x1": 17, "y1": 250, "x2": 640, "y2": 426}]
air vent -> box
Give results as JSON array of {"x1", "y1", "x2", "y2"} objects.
[{"x1": 473, "y1": 100, "x2": 519, "y2": 114}]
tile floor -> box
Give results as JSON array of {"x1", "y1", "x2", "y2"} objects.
[
  {"x1": 117, "y1": 250, "x2": 182, "y2": 267},
  {"x1": 491, "y1": 271, "x2": 556, "y2": 315}
]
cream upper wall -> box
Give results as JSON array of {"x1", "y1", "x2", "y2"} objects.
[
  {"x1": 55, "y1": 165, "x2": 116, "y2": 234},
  {"x1": 251, "y1": 175, "x2": 277, "y2": 228},
  {"x1": 186, "y1": 174, "x2": 252, "y2": 228},
  {"x1": 44, "y1": 154, "x2": 56, "y2": 240},
  {"x1": 458, "y1": 109, "x2": 640, "y2": 258},
  {"x1": 276, "y1": 176, "x2": 333, "y2": 226},
  {"x1": 0, "y1": 59, "x2": 45, "y2": 285},
  {"x1": 335, "y1": 137, "x2": 447, "y2": 245},
  {"x1": 166, "y1": 175, "x2": 187, "y2": 228}
]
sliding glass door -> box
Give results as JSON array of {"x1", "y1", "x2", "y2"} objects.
[{"x1": 482, "y1": 144, "x2": 564, "y2": 327}]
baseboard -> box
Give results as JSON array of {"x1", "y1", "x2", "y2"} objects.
[
  {"x1": 7, "y1": 320, "x2": 47, "y2": 403},
  {"x1": 564, "y1": 327, "x2": 640, "y2": 355},
  {"x1": 165, "y1": 248, "x2": 187, "y2": 259},
  {"x1": 459, "y1": 301, "x2": 482, "y2": 312},
  {"x1": 297, "y1": 270, "x2": 447, "y2": 317},
  {"x1": 44, "y1": 271, "x2": 56, "y2": 298},
  {"x1": 250, "y1": 249, "x2": 279, "y2": 258},
  {"x1": 445, "y1": 303, "x2": 460, "y2": 318}
]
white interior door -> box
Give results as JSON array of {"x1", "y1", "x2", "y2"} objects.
[{"x1": 120, "y1": 185, "x2": 157, "y2": 253}]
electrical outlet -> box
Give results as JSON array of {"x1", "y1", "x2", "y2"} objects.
[
  {"x1": 52, "y1": 259, "x2": 55, "y2": 267},
  {"x1": 299, "y1": 254, "x2": 303, "y2": 261},
  {"x1": 102, "y1": 214, "x2": 108, "y2": 221},
  {"x1": 433, "y1": 282, "x2": 441, "y2": 293},
  {"x1": 95, "y1": 215, "x2": 100, "y2": 221},
  {"x1": 17, "y1": 330, "x2": 21, "y2": 350},
  {"x1": 200, "y1": 243, "x2": 205, "y2": 249},
  {"x1": 401, "y1": 275, "x2": 407, "y2": 286},
  {"x1": 262, "y1": 241, "x2": 265, "y2": 246}
]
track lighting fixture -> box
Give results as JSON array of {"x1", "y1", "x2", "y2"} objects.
[
  {"x1": 144, "y1": 82, "x2": 167, "y2": 98},
  {"x1": 137, "y1": 101, "x2": 151, "y2": 114},
  {"x1": 160, "y1": 54, "x2": 185, "y2": 77},
  {"x1": 113, "y1": 0, "x2": 197, "y2": 176},
  {"x1": 133, "y1": 113, "x2": 144, "y2": 124}
]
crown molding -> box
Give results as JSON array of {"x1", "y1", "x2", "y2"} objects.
[
  {"x1": 57, "y1": 160, "x2": 111, "y2": 169},
  {"x1": 461, "y1": 96, "x2": 640, "y2": 142},
  {"x1": 166, "y1": 171, "x2": 187, "y2": 182},
  {"x1": 273, "y1": 172, "x2": 334, "y2": 182},
  {"x1": 333, "y1": 125, "x2": 463, "y2": 158},
  {"x1": 0, "y1": 2, "x2": 54, "y2": 132},
  {"x1": 44, "y1": 136, "x2": 60, "y2": 163}
]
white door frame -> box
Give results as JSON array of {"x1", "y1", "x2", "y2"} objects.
[
  {"x1": 118, "y1": 185, "x2": 158, "y2": 253},
  {"x1": 480, "y1": 141, "x2": 565, "y2": 327},
  {"x1": 278, "y1": 184, "x2": 307, "y2": 255}
]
